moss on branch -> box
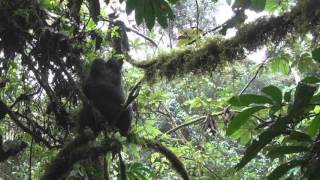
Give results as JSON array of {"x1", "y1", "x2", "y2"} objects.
[
  {"x1": 41, "y1": 131, "x2": 121, "y2": 180},
  {"x1": 136, "y1": 0, "x2": 320, "y2": 82}
]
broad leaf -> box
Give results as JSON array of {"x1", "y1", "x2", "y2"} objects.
[
  {"x1": 235, "y1": 116, "x2": 288, "y2": 170},
  {"x1": 183, "y1": 97, "x2": 204, "y2": 110},
  {"x1": 144, "y1": 0, "x2": 155, "y2": 30},
  {"x1": 301, "y1": 76, "x2": 320, "y2": 84},
  {"x1": 250, "y1": 0, "x2": 266, "y2": 12},
  {"x1": 262, "y1": 85, "x2": 282, "y2": 105},
  {"x1": 154, "y1": 0, "x2": 174, "y2": 28},
  {"x1": 40, "y1": 0, "x2": 51, "y2": 8},
  {"x1": 236, "y1": 80, "x2": 318, "y2": 170},
  {"x1": 265, "y1": 0, "x2": 278, "y2": 12},
  {"x1": 297, "y1": 53, "x2": 318, "y2": 73},
  {"x1": 308, "y1": 115, "x2": 320, "y2": 137},
  {"x1": 310, "y1": 93, "x2": 320, "y2": 105},
  {"x1": 240, "y1": 130, "x2": 251, "y2": 145},
  {"x1": 126, "y1": 0, "x2": 136, "y2": 14},
  {"x1": 284, "y1": 90, "x2": 292, "y2": 102},
  {"x1": 288, "y1": 81, "x2": 318, "y2": 119},
  {"x1": 269, "y1": 53, "x2": 290, "y2": 75},
  {"x1": 127, "y1": 0, "x2": 174, "y2": 29},
  {"x1": 226, "y1": 106, "x2": 266, "y2": 136},
  {"x1": 312, "y1": 48, "x2": 320, "y2": 63},
  {"x1": 135, "y1": 0, "x2": 145, "y2": 25}
]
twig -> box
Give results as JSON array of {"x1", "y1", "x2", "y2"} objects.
[
  {"x1": 203, "y1": 164, "x2": 223, "y2": 180},
  {"x1": 168, "y1": 19, "x2": 173, "y2": 49},
  {"x1": 165, "y1": 110, "x2": 226, "y2": 135},
  {"x1": 165, "y1": 116, "x2": 206, "y2": 134},
  {"x1": 124, "y1": 79, "x2": 142, "y2": 109},
  {"x1": 10, "y1": 88, "x2": 41, "y2": 109},
  {"x1": 160, "y1": 103, "x2": 186, "y2": 140},
  {"x1": 101, "y1": 17, "x2": 158, "y2": 48},
  {"x1": 15, "y1": 112, "x2": 62, "y2": 145},
  {"x1": 195, "y1": 0, "x2": 199, "y2": 36},
  {"x1": 238, "y1": 56, "x2": 269, "y2": 95},
  {"x1": 203, "y1": 23, "x2": 225, "y2": 36},
  {"x1": 5, "y1": 105, "x2": 58, "y2": 149},
  {"x1": 126, "y1": 27, "x2": 158, "y2": 48}
]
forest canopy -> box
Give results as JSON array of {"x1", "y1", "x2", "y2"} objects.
[{"x1": 0, "y1": 0, "x2": 320, "y2": 179}]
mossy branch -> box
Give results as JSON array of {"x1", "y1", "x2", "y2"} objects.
[
  {"x1": 41, "y1": 132, "x2": 120, "y2": 180},
  {"x1": 131, "y1": 135, "x2": 190, "y2": 180},
  {"x1": 135, "y1": 0, "x2": 320, "y2": 82}
]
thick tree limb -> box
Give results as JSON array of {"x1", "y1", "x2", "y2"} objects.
[
  {"x1": 135, "y1": 0, "x2": 320, "y2": 82},
  {"x1": 41, "y1": 133, "x2": 121, "y2": 180}
]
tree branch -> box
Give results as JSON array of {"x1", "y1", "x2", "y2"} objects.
[
  {"x1": 135, "y1": 0, "x2": 320, "y2": 82},
  {"x1": 165, "y1": 116, "x2": 206, "y2": 134},
  {"x1": 41, "y1": 134, "x2": 120, "y2": 180}
]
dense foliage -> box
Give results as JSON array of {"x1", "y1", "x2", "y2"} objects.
[{"x1": 0, "y1": 0, "x2": 319, "y2": 179}]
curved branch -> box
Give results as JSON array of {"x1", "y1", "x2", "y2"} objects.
[{"x1": 126, "y1": 27, "x2": 158, "y2": 48}]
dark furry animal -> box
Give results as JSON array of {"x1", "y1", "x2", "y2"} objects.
[{"x1": 79, "y1": 58, "x2": 132, "y2": 136}]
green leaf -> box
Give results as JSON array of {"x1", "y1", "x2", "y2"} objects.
[
  {"x1": 312, "y1": 48, "x2": 320, "y2": 63},
  {"x1": 297, "y1": 53, "x2": 318, "y2": 73},
  {"x1": 311, "y1": 93, "x2": 320, "y2": 104},
  {"x1": 154, "y1": 0, "x2": 173, "y2": 28},
  {"x1": 270, "y1": 53, "x2": 290, "y2": 75},
  {"x1": 267, "y1": 146, "x2": 309, "y2": 159},
  {"x1": 236, "y1": 81, "x2": 318, "y2": 169},
  {"x1": 128, "y1": 0, "x2": 173, "y2": 29},
  {"x1": 267, "y1": 160, "x2": 304, "y2": 180},
  {"x1": 144, "y1": 0, "x2": 155, "y2": 30},
  {"x1": 288, "y1": 81, "x2": 318, "y2": 119},
  {"x1": 301, "y1": 76, "x2": 320, "y2": 84},
  {"x1": 265, "y1": 0, "x2": 278, "y2": 12},
  {"x1": 183, "y1": 97, "x2": 204, "y2": 110},
  {"x1": 240, "y1": 130, "x2": 251, "y2": 145},
  {"x1": 250, "y1": 0, "x2": 266, "y2": 12},
  {"x1": 308, "y1": 115, "x2": 320, "y2": 137},
  {"x1": 126, "y1": 0, "x2": 136, "y2": 14},
  {"x1": 284, "y1": 90, "x2": 292, "y2": 102},
  {"x1": 135, "y1": 0, "x2": 145, "y2": 25},
  {"x1": 87, "y1": 19, "x2": 97, "y2": 30},
  {"x1": 236, "y1": 115, "x2": 294, "y2": 170},
  {"x1": 132, "y1": 171, "x2": 148, "y2": 180},
  {"x1": 262, "y1": 85, "x2": 282, "y2": 105},
  {"x1": 268, "y1": 105, "x2": 281, "y2": 116},
  {"x1": 226, "y1": 106, "x2": 266, "y2": 136},
  {"x1": 228, "y1": 94, "x2": 273, "y2": 107},
  {"x1": 40, "y1": 0, "x2": 51, "y2": 8}
]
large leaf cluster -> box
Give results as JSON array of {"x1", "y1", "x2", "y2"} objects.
[{"x1": 227, "y1": 77, "x2": 320, "y2": 179}]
